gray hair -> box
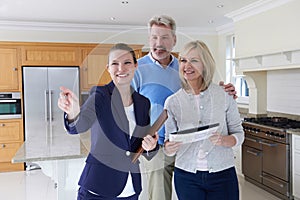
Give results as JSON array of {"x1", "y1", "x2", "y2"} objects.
[{"x1": 148, "y1": 15, "x2": 176, "y2": 36}]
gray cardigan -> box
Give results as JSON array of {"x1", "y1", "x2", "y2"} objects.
[{"x1": 164, "y1": 83, "x2": 244, "y2": 173}]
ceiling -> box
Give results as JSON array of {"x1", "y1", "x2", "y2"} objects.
[{"x1": 0, "y1": 0, "x2": 263, "y2": 33}]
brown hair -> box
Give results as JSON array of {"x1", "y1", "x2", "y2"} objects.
[{"x1": 108, "y1": 43, "x2": 137, "y2": 64}]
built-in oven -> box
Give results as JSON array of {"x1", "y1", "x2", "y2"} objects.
[
  {"x1": 0, "y1": 92, "x2": 21, "y2": 119},
  {"x1": 261, "y1": 137, "x2": 290, "y2": 197}
]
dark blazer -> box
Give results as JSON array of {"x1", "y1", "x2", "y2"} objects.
[{"x1": 64, "y1": 81, "x2": 158, "y2": 197}]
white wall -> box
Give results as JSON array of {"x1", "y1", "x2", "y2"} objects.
[
  {"x1": 267, "y1": 69, "x2": 300, "y2": 115},
  {"x1": 0, "y1": 29, "x2": 148, "y2": 46},
  {"x1": 234, "y1": 0, "x2": 300, "y2": 58},
  {"x1": 231, "y1": 0, "x2": 300, "y2": 116}
]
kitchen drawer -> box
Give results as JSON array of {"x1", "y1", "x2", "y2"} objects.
[
  {"x1": 0, "y1": 162, "x2": 24, "y2": 172},
  {"x1": 0, "y1": 120, "x2": 21, "y2": 142},
  {"x1": 0, "y1": 142, "x2": 21, "y2": 162},
  {"x1": 262, "y1": 172, "x2": 289, "y2": 196},
  {"x1": 243, "y1": 136, "x2": 262, "y2": 150}
]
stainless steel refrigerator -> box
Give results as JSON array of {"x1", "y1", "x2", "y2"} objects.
[{"x1": 22, "y1": 66, "x2": 79, "y2": 169}]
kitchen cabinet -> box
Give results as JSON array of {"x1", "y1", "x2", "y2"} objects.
[
  {"x1": 0, "y1": 42, "x2": 144, "y2": 93},
  {"x1": 292, "y1": 134, "x2": 300, "y2": 199},
  {"x1": 0, "y1": 119, "x2": 24, "y2": 172},
  {"x1": 0, "y1": 48, "x2": 20, "y2": 91},
  {"x1": 21, "y1": 45, "x2": 81, "y2": 66},
  {"x1": 81, "y1": 46, "x2": 112, "y2": 91},
  {"x1": 80, "y1": 44, "x2": 144, "y2": 91}
]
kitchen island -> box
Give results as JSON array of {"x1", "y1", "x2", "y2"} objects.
[{"x1": 12, "y1": 131, "x2": 90, "y2": 200}]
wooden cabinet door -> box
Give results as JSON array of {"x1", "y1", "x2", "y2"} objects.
[
  {"x1": 0, "y1": 141, "x2": 24, "y2": 172},
  {"x1": 21, "y1": 46, "x2": 80, "y2": 66},
  {"x1": 0, "y1": 120, "x2": 22, "y2": 142},
  {"x1": 80, "y1": 45, "x2": 143, "y2": 91},
  {"x1": 81, "y1": 47, "x2": 112, "y2": 91},
  {"x1": 0, "y1": 48, "x2": 19, "y2": 91},
  {"x1": 0, "y1": 119, "x2": 24, "y2": 172},
  {"x1": 0, "y1": 142, "x2": 21, "y2": 162}
]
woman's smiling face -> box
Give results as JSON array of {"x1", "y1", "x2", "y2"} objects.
[
  {"x1": 107, "y1": 49, "x2": 137, "y2": 86},
  {"x1": 179, "y1": 48, "x2": 204, "y2": 82}
]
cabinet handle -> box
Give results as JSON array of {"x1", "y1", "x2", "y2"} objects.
[
  {"x1": 13, "y1": 67, "x2": 18, "y2": 71},
  {"x1": 84, "y1": 67, "x2": 88, "y2": 71},
  {"x1": 1, "y1": 144, "x2": 6, "y2": 148},
  {"x1": 245, "y1": 137, "x2": 258, "y2": 143},
  {"x1": 0, "y1": 124, "x2": 5, "y2": 127},
  {"x1": 246, "y1": 149, "x2": 261, "y2": 156},
  {"x1": 259, "y1": 140, "x2": 277, "y2": 147}
]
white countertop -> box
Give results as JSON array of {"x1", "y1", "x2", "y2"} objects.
[
  {"x1": 12, "y1": 131, "x2": 90, "y2": 163},
  {"x1": 287, "y1": 129, "x2": 300, "y2": 136}
]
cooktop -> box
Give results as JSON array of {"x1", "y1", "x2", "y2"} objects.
[{"x1": 243, "y1": 117, "x2": 300, "y2": 129}]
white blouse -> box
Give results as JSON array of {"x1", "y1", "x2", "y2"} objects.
[{"x1": 118, "y1": 104, "x2": 136, "y2": 197}]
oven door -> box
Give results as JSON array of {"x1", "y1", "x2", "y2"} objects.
[
  {"x1": 261, "y1": 139, "x2": 289, "y2": 181},
  {"x1": 0, "y1": 99, "x2": 21, "y2": 119},
  {"x1": 242, "y1": 136, "x2": 262, "y2": 183}
]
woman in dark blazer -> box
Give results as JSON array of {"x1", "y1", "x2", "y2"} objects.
[{"x1": 58, "y1": 43, "x2": 158, "y2": 200}]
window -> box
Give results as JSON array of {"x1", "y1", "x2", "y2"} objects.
[{"x1": 226, "y1": 35, "x2": 249, "y2": 104}]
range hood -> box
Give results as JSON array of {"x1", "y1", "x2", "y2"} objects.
[
  {"x1": 233, "y1": 49, "x2": 300, "y2": 74},
  {"x1": 234, "y1": 49, "x2": 300, "y2": 116}
]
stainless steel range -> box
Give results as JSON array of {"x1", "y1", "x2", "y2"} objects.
[{"x1": 242, "y1": 117, "x2": 300, "y2": 200}]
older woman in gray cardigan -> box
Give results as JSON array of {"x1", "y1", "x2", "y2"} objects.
[{"x1": 163, "y1": 40, "x2": 244, "y2": 200}]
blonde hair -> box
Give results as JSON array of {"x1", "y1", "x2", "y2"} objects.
[
  {"x1": 148, "y1": 15, "x2": 176, "y2": 36},
  {"x1": 179, "y1": 40, "x2": 215, "y2": 92}
]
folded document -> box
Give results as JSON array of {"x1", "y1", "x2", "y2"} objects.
[{"x1": 169, "y1": 123, "x2": 219, "y2": 143}]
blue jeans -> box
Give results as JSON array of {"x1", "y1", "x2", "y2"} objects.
[
  {"x1": 174, "y1": 167, "x2": 239, "y2": 200},
  {"x1": 77, "y1": 187, "x2": 139, "y2": 200}
]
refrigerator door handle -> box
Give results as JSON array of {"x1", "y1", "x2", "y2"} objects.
[
  {"x1": 49, "y1": 90, "x2": 53, "y2": 122},
  {"x1": 45, "y1": 90, "x2": 49, "y2": 122}
]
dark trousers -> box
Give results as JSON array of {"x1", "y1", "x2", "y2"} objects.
[
  {"x1": 174, "y1": 167, "x2": 239, "y2": 200},
  {"x1": 77, "y1": 187, "x2": 139, "y2": 200}
]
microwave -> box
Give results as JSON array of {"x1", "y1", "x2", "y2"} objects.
[{"x1": 0, "y1": 92, "x2": 22, "y2": 119}]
